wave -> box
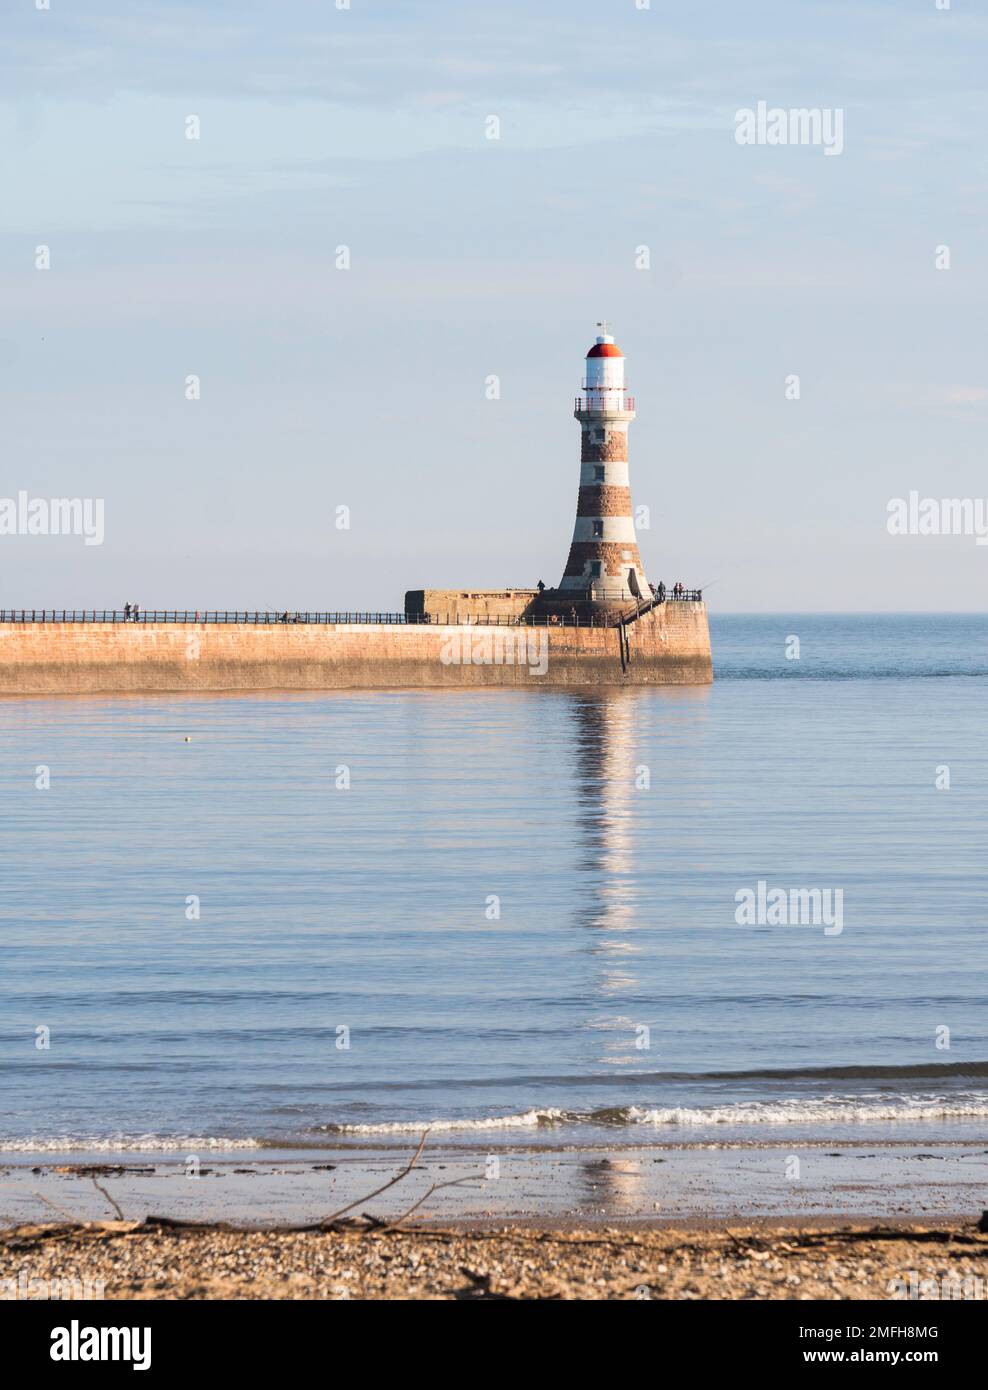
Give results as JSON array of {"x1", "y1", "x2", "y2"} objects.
[
  {"x1": 716, "y1": 668, "x2": 988, "y2": 682},
  {"x1": 623, "y1": 1098, "x2": 988, "y2": 1126},
  {"x1": 321, "y1": 1093, "x2": 988, "y2": 1135},
  {"x1": 634, "y1": 1060, "x2": 988, "y2": 1084},
  {"x1": 7, "y1": 1084, "x2": 988, "y2": 1151},
  {"x1": 305, "y1": 1059, "x2": 988, "y2": 1095},
  {"x1": 0, "y1": 1134, "x2": 261, "y2": 1153},
  {"x1": 320, "y1": 1108, "x2": 569, "y2": 1136}
]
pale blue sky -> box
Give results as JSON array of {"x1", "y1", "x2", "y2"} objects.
[{"x1": 2, "y1": 0, "x2": 986, "y2": 610}]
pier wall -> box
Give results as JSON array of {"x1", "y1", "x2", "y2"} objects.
[{"x1": 0, "y1": 604, "x2": 712, "y2": 694}]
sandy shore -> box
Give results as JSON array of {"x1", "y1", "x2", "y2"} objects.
[
  {"x1": 3, "y1": 1219, "x2": 988, "y2": 1300},
  {"x1": 3, "y1": 1143, "x2": 987, "y2": 1298}
]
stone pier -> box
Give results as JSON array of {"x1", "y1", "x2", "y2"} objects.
[{"x1": 0, "y1": 604, "x2": 712, "y2": 694}]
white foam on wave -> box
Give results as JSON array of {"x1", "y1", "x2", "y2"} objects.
[
  {"x1": 0, "y1": 1134, "x2": 261, "y2": 1153},
  {"x1": 331, "y1": 1094, "x2": 988, "y2": 1135},
  {"x1": 626, "y1": 1096, "x2": 988, "y2": 1126},
  {"x1": 330, "y1": 1108, "x2": 567, "y2": 1135},
  {"x1": 7, "y1": 1095, "x2": 988, "y2": 1149}
]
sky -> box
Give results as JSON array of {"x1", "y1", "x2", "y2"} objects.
[{"x1": 1, "y1": 0, "x2": 986, "y2": 612}]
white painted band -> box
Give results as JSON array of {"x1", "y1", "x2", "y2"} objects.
[
  {"x1": 557, "y1": 567, "x2": 650, "y2": 597},
  {"x1": 580, "y1": 460, "x2": 630, "y2": 486},
  {"x1": 571, "y1": 516, "x2": 638, "y2": 543}
]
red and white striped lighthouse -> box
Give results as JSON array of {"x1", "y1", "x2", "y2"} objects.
[{"x1": 555, "y1": 324, "x2": 650, "y2": 610}]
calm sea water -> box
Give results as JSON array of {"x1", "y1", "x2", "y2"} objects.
[{"x1": 1, "y1": 614, "x2": 987, "y2": 1152}]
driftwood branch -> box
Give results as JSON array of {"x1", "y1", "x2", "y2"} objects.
[
  {"x1": 320, "y1": 1128, "x2": 432, "y2": 1227},
  {"x1": 377, "y1": 1174, "x2": 482, "y2": 1231},
  {"x1": 2, "y1": 1134, "x2": 491, "y2": 1239},
  {"x1": 29, "y1": 1189, "x2": 80, "y2": 1222},
  {"x1": 90, "y1": 1176, "x2": 125, "y2": 1221}
]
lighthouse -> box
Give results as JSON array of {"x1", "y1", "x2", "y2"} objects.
[{"x1": 550, "y1": 324, "x2": 650, "y2": 614}]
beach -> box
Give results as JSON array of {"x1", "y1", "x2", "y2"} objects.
[
  {"x1": 2, "y1": 1140, "x2": 988, "y2": 1300},
  {"x1": 5, "y1": 1216, "x2": 988, "y2": 1301}
]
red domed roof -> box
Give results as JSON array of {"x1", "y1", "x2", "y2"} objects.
[{"x1": 587, "y1": 342, "x2": 623, "y2": 358}]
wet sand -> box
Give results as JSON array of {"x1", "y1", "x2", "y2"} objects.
[{"x1": 1, "y1": 1142, "x2": 986, "y2": 1230}]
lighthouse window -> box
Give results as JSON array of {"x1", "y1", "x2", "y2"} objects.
[
  {"x1": 593, "y1": 465, "x2": 605, "y2": 482},
  {"x1": 591, "y1": 428, "x2": 604, "y2": 443},
  {"x1": 592, "y1": 521, "x2": 604, "y2": 537},
  {"x1": 589, "y1": 561, "x2": 603, "y2": 578}
]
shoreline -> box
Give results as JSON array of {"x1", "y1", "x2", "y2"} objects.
[
  {"x1": 3, "y1": 1142, "x2": 986, "y2": 1232},
  {"x1": 4, "y1": 1133, "x2": 987, "y2": 1153}
]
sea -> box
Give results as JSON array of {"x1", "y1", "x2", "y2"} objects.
[{"x1": 1, "y1": 614, "x2": 987, "y2": 1154}]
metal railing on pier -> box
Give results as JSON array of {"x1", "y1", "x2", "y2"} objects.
[
  {"x1": 0, "y1": 594, "x2": 703, "y2": 630},
  {"x1": 619, "y1": 589, "x2": 703, "y2": 622},
  {"x1": 0, "y1": 610, "x2": 417, "y2": 625}
]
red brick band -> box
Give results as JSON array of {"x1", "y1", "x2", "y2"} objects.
[
  {"x1": 576, "y1": 485, "x2": 633, "y2": 518},
  {"x1": 581, "y1": 433, "x2": 628, "y2": 464}
]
